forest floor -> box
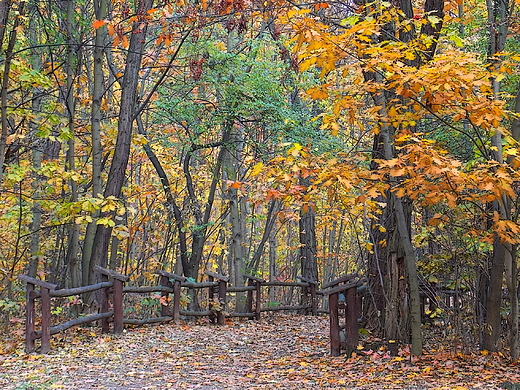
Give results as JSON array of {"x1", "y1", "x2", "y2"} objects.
[{"x1": 0, "y1": 315, "x2": 519, "y2": 390}]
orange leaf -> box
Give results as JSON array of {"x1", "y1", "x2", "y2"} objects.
[{"x1": 92, "y1": 20, "x2": 107, "y2": 29}]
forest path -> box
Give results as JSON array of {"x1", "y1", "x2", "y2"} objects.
[{"x1": 0, "y1": 315, "x2": 518, "y2": 389}]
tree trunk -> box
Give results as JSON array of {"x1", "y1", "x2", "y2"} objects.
[
  {"x1": 248, "y1": 200, "x2": 281, "y2": 273},
  {"x1": 299, "y1": 176, "x2": 318, "y2": 285},
  {"x1": 90, "y1": 0, "x2": 154, "y2": 275},
  {"x1": 269, "y1": 228, "x2": 277, "y2": 304},
  {"x1": 379, "y1": 121, "x2": 422, "y2": 355},
  {"x1": 27, "y1": 13, "x2": 43, "y2": 279},
  {"x1": 82, "y1": 0, "x2": 108, "y2": 286},
  {"x1": 223, "y1": 129, "x2": 247, "y2": 311},
  {"x1": 482, "y1": 0, "x2": 513, "y2": 352},
  {"x1": 0, "y1": 0, "x2": 25, "y2": 184},
  {"x1": 63, "y1": 0, "x2": 80, "y2": 288}
]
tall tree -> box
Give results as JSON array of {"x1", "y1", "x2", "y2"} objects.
[{"x1": 90, "y1": 0, "x2": 154, "y2": 275}]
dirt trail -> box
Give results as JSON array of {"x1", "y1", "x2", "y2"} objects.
[{"x1": 0, "y1": 315, "x2": 518, "y2": 389}]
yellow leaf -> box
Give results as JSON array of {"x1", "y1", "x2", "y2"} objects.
[
  {"x1": 330, "y1": 122, "x2": 339, "y2": 136},
  {"x1": 251, "y1": 162, "x2": 264, "y2": 176},
  {"x1": 388, "y1": 106, "x2": 398, "y2": 118}
]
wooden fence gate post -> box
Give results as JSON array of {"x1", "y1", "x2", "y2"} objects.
[
  {"x1": 246, "y1": 279, "x2": 254, "y2": 316},
  {"x1": 18, "y1": 275, "x2": 58, "y2": 353},
  {"x1": 345, "y1": 287, "x2": 359, "y2": 355},
  {"x1": 113, "y1": 278, "x2": 124, "y2": 335},
  {"x1": 25, "y1": 282, "x2": 36, "y2": 353},
  {"x1": 159, "y1": 274, "x2": 171, "y2": 317},
  {"x1": 207, "y1": 274, "x2": 216, "y2": 324},
  {"x1": 329, "y1": 292, "x2": 340, "y2": 357},
  {"x1": 173, "y1": 280, "x2": 182, "y2": 324},
  {"x1": 40, "y1": 286, "x2": 52, "y2": 354},
  {"x1": 155, "y1": 270, "x2": 186, "y2": 324},
  {"x1": 95, "y1": 266, "x2": 129, "y2": 334},
  {"x1": 205, "y1": 271, "x2": 229, "y2": 325},
  {"x1": 218, "y1": 279, "x2": 227, "y2": 325},
  {"x1": 255, "y1": 281, "x2": 262, "y2": 321}
]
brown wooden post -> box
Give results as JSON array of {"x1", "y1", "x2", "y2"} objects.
[
  {"x1": 155, "y1": 270, "x2": 187, "y2": 324},
  {"x1": 217, "y1": 280, "x2": 227, "y2": 325},
  {"x1": 159, "y1": 275, "x2": 171, "y2": 317},
  {"x1": 345, "y1": 287, "x2": 358, "y2": 356},
  {"x1": 113, "y1": 278, "x2": 124, "y2": 335},
  {"x1": 297, "y1": 275, "x2": 318, "y2": 315},
  {"x1": 356, "y1": 290, "x2": 363, "y2": 320},
  {"x1": 255, "y1": 280, "x2": 262, "y2": 321},
  {"x1": 173, "y1": 280, "x2": 182, "y2": 324},
  {"x1": 310, "y1": 281, "x2": 317, "y2": 316},
  {"x1": 95, "y1": 266, "x2": 129, "y2": 334},
  {"x1": 204, "y1": 271, "x2": 230, "y2": 324},
  {"x1": 100, "y1": 273, "x2": 110, "y2": 333},
  {"x1": 25, "y1": 282, "x2": 36, "y2": 353},
  {"x1": 244, "y1": 274, "x2": 265, "y2": 321},
  {"x1": 18, "y1": 275, "x2": 57, "y2": 353},
  {"x1": 246, "y1": 279, "x2": 254, "y2": 317},
  {"x1": 40, "y1": 286, "x2": 52, "y2": 354},
  {"x1": 329, "y1": 292, "x2": 340, "y2": 356},
  {"x1": 207, "y1": 274, "x2": 216, "y2": 324}
]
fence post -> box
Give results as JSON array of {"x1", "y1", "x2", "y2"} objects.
[
  {"x1": 100, "y1": 273, "x2": 110, "y2": 333},
  {"x1": 159, "y1": 274, "x2": 171, "y2": 317},
  {"x1": 18, "y1": 275, "x2": 57, "y2": 353},
  {"x1": 255, "y1": 281, "x2": 262, "y2": 321},
  {"x1": 95, "y1": 266, "x2": 129, "y2": 334},
  {"x1": 217, "y1": 279, "x2": 227, "y2": 325},
  {"x1": 155, "y1": 270, "x2": 187, "y2": 324},
  {"x1": 113, "y1": 278, "x2": 124, "y2": 335},
  {"x1": 205, "y1": 271, "x2": 229, "y2": 324},
  {"x1": 345, "y1": 287, "x2": 358, "y2": 356},
  {"x1": 25, "y1": 282, "x2": 36, "y2": 353},
  {"x1": 244, "y1": 275, "x2": 265, "y2": 321},
  {"x1": 207, "y1": 274, "x2": 216, "y2": 324},
  {"x1": 246, "y1": 279, "x2": 254, "y2": 316},
  {"x1": 297, "y1": 276, "x2": 317, "y2": 315},
  {"x1": 40, "y1": 286, "x2": 52, "y2": 354},
  {"x1": 329, "y1": 292, "x2": 340, "y2": 357},
  {"x1": 310, "y1": 282, "x2": 317, "y2": 316},
  {"x1": 173, "y1": 280, "x2": 182, "y2": 324}
]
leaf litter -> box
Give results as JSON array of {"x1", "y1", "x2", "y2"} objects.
[{"x1": 0, "y1": 315, "x2": 518, "y2": 389}]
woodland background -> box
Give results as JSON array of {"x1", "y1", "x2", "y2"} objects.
[{"x1": 1, "y1": 0, "x2": 520, "y2": 360}]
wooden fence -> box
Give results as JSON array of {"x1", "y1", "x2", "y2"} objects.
[
  {"x1": 318, "y1": 273, "x2": 366, "y2": 356},
  {"x1": 18, "y1": 268, "x2": 365, "y2": 355},
  {"x1": 18, "y1": 266, "x2": 127, "y2": 353}
]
